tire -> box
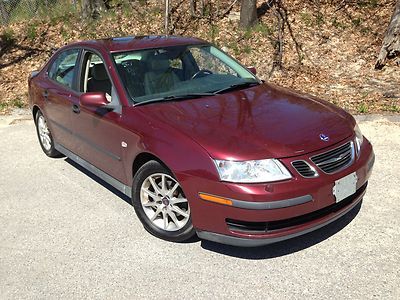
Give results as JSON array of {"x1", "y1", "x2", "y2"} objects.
[
  {"x1": 132, "y1": 160, "x2": 196, "y2": 242},
  {"x1": 34, "y1": 110, "x2": 63, "y2": 158}
]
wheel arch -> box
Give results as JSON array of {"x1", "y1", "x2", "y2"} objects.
[
  {"x1": 32, "y1": 105, "x2": 41, "y2": 123},
  {"x1": 132, "y1": 152, "x2": 172, "y2": 180}
]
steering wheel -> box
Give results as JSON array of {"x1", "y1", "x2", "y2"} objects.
[{"x1": 191, "y1": 69, "x2": 213, "y2": 80}]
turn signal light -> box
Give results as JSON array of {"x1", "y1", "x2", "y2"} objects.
[{"x1": 199, "y1": 193, "x2": 233, "y2": 206}]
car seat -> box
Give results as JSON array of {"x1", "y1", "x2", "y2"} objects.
[
  {"x1": 144, "y1": 54, "x2": 179, "y2": 95},
  {"x1": 87, "y1": 64, "x2": 112, "y2": 95}
]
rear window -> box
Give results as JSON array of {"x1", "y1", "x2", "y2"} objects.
[{"x1": 48, "y1": 49, "x2": 80, "y2": 89}]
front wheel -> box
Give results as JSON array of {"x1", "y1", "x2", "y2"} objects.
[{"x1": 132, "y1": 161, "x2": 196, "y2": 242}]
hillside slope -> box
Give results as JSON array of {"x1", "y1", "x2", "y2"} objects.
[{"x1": 0, "y1": 0, "x2": 399, "y2": 113}]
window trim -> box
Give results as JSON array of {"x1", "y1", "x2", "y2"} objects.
[{"x1": 78, "y1": 47, "x2": 123, "y2": 110}]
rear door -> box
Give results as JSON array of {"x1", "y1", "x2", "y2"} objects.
[{"x1": 44, "y1": 48, "x2": 81, "y2": 150}]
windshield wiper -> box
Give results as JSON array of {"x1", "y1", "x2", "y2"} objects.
[
  {"x1": 134, "y1": 93, "x2": 215, "y2": 106},
  {"x1": 213, "y1": 81, "x2": 260, "y2": 94}
]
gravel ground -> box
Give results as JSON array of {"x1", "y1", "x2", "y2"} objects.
[{"x1": 0, "y1": 110, "x2": 399, "y2": 299}]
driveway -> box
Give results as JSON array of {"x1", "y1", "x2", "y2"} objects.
[{"x1": 0, "y1": 111, "x2": 399, "y2": 299}]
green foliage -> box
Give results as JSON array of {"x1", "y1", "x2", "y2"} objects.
[
  {"x1": 253, "y1": 23, "x2": 272, "y2": 36},
  {"x1": 243, "y1": 45, "x2": 252, "y2": 54},
  {"x1": 228, "y1": 41, "x2": 240, "y2": 56},
  {"x1": 150, "y1": 5, "x2": 162, "y2": 16},
  {"x1": 27, "y1": 23, "x2": 38, "y2": 41},
  {"x1": 357, "y1": 0, "x2": 378, "y2": 8},
  {"x1": 243, "y1": 23, "x2": 272, "y2": 40},
  {"x1": 0, "y1": 102, "x2": 8, "y2": 110},
  {"x1": 360, "y1": 26, "x2": 372, "y2": 34},
  {"x1": 0, "y1": 99, "x2": 26, "y2": 110},
  {"x1": 60, "y1": 26, "x2": 70, "y2": 40},
  {"x1": 358, "y1": 103, "x2": 369, "y2": 113},
  {"x1": 12, "y1": 99, "x2": 25, "y2": 108},
  {"x1": 383, "y1": 104, "x2": 400, "y2": 113},
  {"x1": 0, "y1": 29, "x2": 15, "y2": 47},
  {"x1": 331, "y1": 18, "x2": 347, "y2": 30},
  {"x1": 300, "y1": 12, "x2": 312, "y2": 27},
  {"x1": 351, "y1": 17, "x2": 362, "y2": 27},
  {"x1": 301, "y1": 12, "x2": 324, "y2": 27},
  {"x1": 5, "y1": 0, "x2": 77, "y2": 25},
  {"x1": 209, "y1": 24, "x2": 219, "y2": 43},
  {"x1": 315, "y1": 13, "x2": 324, "y2": 26}
]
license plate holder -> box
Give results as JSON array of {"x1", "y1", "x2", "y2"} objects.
[{"x1": 333, "y1": 172, "x2": 358, "y2": 203}]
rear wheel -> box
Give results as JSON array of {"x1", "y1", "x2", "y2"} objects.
[
  {"x1": 132, "y1": 160, "x2": 195, "y2": 242},
  {"x1": 35, "y1": 110, "x2": 63, "y2": 158}
]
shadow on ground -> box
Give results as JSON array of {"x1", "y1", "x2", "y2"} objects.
[
  {"x1": 65, "y1": 158, "x2": 131, "y2": 204},
  {"x1": 65, "y1": 156, "x2": 362, "y2": 259}
]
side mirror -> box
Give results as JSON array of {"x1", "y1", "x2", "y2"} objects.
[
  {"x1": 80, "y1": 92, "x2": 108, "y2": 108},
  {"x1": 247, "y1": 66, "x2": 257, "y2": 75}
]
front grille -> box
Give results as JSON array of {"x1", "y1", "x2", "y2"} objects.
[
  {"x1": 311, "y1": 141, "x2": 354, "y2": 174},
  {"x1": 226, "y1": 182, "x2": 367, "y2": 234},
  {"x1": 291, "y1": 160, "x2": 318, "y2": 178}
]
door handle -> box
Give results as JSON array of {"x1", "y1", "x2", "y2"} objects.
[
  {"x1": 72, "y1": 104, "x2": 80, "y2": 114},
  {"x1": 42, "y1": 90, "x2": 48, "y2": 100}
]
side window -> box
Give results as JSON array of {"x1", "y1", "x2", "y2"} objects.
[
  {"x1": 48, "y1": 49, "x2": 80, "y2": 89},
  {"x1": 170, "y1": 58, "x2": 182, "y2": 70},
  {"x1": 189, "y1": 47, "x2": 236, "y2": 76},
  {"x1": 81, "y1": 52, "x2": 112, "y2": 101}
]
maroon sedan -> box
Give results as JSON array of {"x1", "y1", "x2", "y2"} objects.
[{"x1": 28, "y1": 36, "x2": 374, "y2": 247}]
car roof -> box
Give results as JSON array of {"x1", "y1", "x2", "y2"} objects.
[{"x1": 71, "y1": 35, "x2": 207, "y2": 53}]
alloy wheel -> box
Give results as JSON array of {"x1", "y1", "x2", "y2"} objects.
[
  {"x1": 37, "y1": 115, "x2": 52, "y2": 151},
  {"x1": 140, "y1": 173, "x2": 190, "y2": 231}
]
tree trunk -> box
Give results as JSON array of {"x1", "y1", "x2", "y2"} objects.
[
  {"x1": 239, "y1": 0, "x2": 257, "y2": 28},
  {"x1": 190, "y1": 0, "x2": 196, "y2": 17},
  {"x1": 81, "y1": 0, "x2": 106, "y2": 19},
  {"x1": 375, "y1": 0, "x2": 400, "y2": 69},
  {"x1": 164, "y1": 0, "x2": 170, "y2": 34}
]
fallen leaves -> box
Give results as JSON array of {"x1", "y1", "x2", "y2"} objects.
[{"x1": 0, "y1": 0, "x2": 399, "y2": 114}]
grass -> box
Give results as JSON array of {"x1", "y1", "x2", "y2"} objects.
[
  {"x1": 300, "y1": 12, "x2": 324, "y2": 27},
  {"x1": 0, "y1": 102, "x2": 8, "y2": 111},
  {"x1": 27, "y1": 23, "x2": 38, "y2": 40},
  {"x1": 243, "y1": 23, "x2": 272, "y2": 40},
  {"x1": 4, "y1": 0, "x2": 77, "y2": 25},
  {"x1": 243, "y1": 45, "x2": 252, "y2": 54},
  {"x1": 209, "y1": 24, "x2": 219, "y2": 43},
  {"x1": 383, "y1": 104, "x2": 400, "y2": 113},
  {"x1": 351, "y1": 18, "x2": 362, "y2": 27},
  {"x1": 13, "y1": 99, "x2": 25, "y2": 109},
  {"x1": 358, "y1": 103, "x2": 369, "y2": 113},
  {"x1": 300, "y1": 12, "x2": 312, "y2": 27},
  {"x1": 228, "y1": 41, "x2": 240, "y2": 56},
  {"x1": 331, "y1": 18, "x2": 347, "y2": 30},
  {"x1": 1, "y1": 28, "x2": 15, "y2": 47},
  {"x1": 0, "y1": 99, "x2": 26, "y2": 111},
  {"x1": 357, "y1": 0, "x2": 378, "y2": 8}
]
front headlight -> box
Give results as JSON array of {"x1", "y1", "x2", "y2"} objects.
[
  {"x1": 354, "y1": 124, "x2": 364, "y2": 156},
  {"x1": 213, "y1": 159, "x2": 292, "y2": 183}
]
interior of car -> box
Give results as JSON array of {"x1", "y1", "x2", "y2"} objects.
[{"x1": 81, "y1": 52, "x2": 112, "y2": 101}]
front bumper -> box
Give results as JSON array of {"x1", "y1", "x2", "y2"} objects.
[
  {"x1": 197, "y1": 182, "x2": 366, "y2": 247},
  {"x1": 180, "y1": 137, "x2": 374, "y2": 247}
]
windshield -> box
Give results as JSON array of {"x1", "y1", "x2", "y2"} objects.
[{"x1": 112, "y1": 44, "x2": 259, "y2": 104}]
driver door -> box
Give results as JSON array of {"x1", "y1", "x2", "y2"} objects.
[{"x1": 70, "y1": 50, "x2": 127, "y2": 184}]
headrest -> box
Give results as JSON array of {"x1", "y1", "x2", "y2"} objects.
[
  {"x1": 148, "y1": 54, "x2": 170, "y2": 72},
  {"x1": 92, "y1": 64, "x2": 108, "y2": 81}
]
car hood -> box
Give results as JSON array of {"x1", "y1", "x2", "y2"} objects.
[{"x1": 136, "y1": 83, "x2": 355, "y2": 160}]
